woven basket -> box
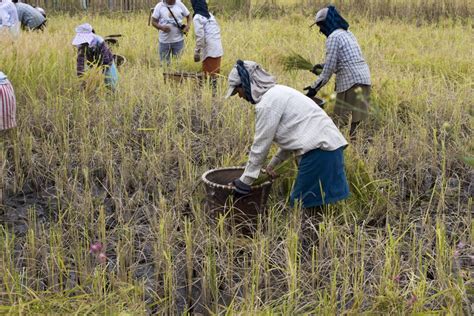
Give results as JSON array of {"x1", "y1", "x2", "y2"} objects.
[
  {"x1": 201, "y1": 167, "x2": 273, "y2": 234},
  {"x1": 163, "y1": 71, "x2": 205, "y2": 84},
  {"x1": 113, "y1": 54, "x2": 126, "y2": 67}
]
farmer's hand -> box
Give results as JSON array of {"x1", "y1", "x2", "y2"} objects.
[
  {"x1": 231, "y1": 178, "x2": 251, "y2": 197},
  {"x1": 183, "y1": 24, "x2": 190, "y2": 34},
  {"x1": 265, "y1": 165, "x2": 278, "y2": 179},
  {"x1": 194, "y1": 49, "x2": 201, "y2": 62},
  {"x1": 304, "y1": 86, "x2": 317, "y2": 98},
  {"x1": 311, "y1": 63, "x2": 324, "y2": 76},
  {"x1": 160, "y1": 25, "x2": 171, "y2": 33}
]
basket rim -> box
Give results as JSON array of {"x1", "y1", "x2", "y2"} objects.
[
  {"x1": 113, "y1": 54, "x2": 127, "y2": 66},
  {"x1": 163, "y1": 71, "x2": 205, "y2": 77},
  {"x1": 201, "y1": 166, "x2": 272, "y2": 190}
]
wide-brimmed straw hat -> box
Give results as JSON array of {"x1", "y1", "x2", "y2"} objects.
[{"x1": 72, "y1": 23, "x2": 95, "y2": 46}]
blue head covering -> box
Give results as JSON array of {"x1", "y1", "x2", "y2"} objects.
[
  {"x1": 191, "y1": 0, "x2": 210, "y2": 19},
  {"x1": 318, "y1": 6, "x2": 349, "y2": 37},
  {"x1": 236, "y1": 60, "x2": 255, "y2": 104}
]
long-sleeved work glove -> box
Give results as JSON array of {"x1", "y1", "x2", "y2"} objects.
[
  {"x1": 232, "y1": 178, "x2": 251, "y2": 197},
  {"x1": 311, "y1": 63, "x2": 324, "y2": 76},
  {"x1": 194, "y1": 49, "x2": 201, "y2": 62},
  {"x1": 303, "y1": 86, "x2": 317, "y2": 98}
]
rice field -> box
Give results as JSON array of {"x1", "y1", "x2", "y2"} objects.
[{"x1": 0, "y1": 6, "x2": 473, "y2": 315}]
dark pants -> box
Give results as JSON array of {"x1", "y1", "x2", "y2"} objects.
[{"x1": 335, "y1": 84, "x2": 371, "y2": 136}]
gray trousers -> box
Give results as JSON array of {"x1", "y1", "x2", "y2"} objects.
[{"x1": 159, "y1": 40, "x2": 184, "y2": 64}]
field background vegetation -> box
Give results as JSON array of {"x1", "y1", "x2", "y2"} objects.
[{"x1": 0, "y1": 1, "x2": 473, "y2": 314}]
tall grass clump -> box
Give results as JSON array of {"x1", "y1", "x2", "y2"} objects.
[{"x1": 0, "y1": 10, "x2": 472, "y2": 315}]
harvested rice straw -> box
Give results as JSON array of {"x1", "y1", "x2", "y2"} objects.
[
  {"x1": 280, "y1": 53, "x2": 313, "y2": 72},
  {"x1": 253, "y1": 159, "x2": 295, "y2": 185}
]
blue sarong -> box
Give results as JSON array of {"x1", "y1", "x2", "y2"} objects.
[
  {"x1": 290, "y1": 147, "x2": 349, "y2": 208},
  {"x1": 104, "y1": 62, "x2": 118, "y2": 90}
]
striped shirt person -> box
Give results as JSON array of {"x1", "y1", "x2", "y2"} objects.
[{"x1": 0, "y1": 72, "x2": 17, "y2": 131}]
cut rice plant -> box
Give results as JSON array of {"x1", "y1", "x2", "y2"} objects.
[
  {"x1": 280, "y1": 52, "x2": 313, "y2": 72},
  {"x1": 253, "y1": 159, "x2": 295, "y2": 185}
]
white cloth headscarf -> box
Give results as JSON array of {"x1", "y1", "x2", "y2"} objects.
[{"x1": 225, "y1": 60, "x2": 276, "y2": 104}]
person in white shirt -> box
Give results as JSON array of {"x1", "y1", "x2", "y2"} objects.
[
  {"x1": 225, "y1": 60, "x2": 350, "y2": 209},
  {"x1": 190, "y1": 0, "x2": 223, "y2": 78},
  {"x1": 151, "y1": 0, "x2": 191, "y2": 64},
  {"x1": 0, "y1": 0, "x2": 20, "y2": 40}
]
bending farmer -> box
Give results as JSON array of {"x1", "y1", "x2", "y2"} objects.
[
  {"x1": 12, "y1": 0, "x2": 46, "y2": 31},
  {"x1": 190, "y1": 0, "x2": 223, "y2": 79},
  {"x1": 305, "y1": 5, "x2": 371, "y2": 137},
  {"x1": 226, "y1": 60, "x2": 350, "y2": 209},
  {"x1": 72, "y1": 23, "x2": 118, "y2": 91},
  {"x1": 151, "y1": 0, "x2": 191, "y2": 64}
]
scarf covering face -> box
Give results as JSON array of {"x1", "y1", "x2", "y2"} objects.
[
  {"x1": 190, "y1": 0, "x2": 210, "y2": 18},
  {"x1": 319, "y1": 5, "x2": 349, "y2": 37},
  {"x1": 235, "y1": 60, "x2": 276, "y2": 104}
]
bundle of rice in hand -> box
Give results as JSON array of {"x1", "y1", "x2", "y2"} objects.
[
  {"x1": 253, "y1": 159, "x2": 295, "y2": 185},
  {"x1": 280, "y1": 53, "x2": 313, "y2": 72}
]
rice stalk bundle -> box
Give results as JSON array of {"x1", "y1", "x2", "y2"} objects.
[
  {"x1": 280, "y1": 53, "x2": 313, "y2": 72},
  {"x1": 253, "y1": 159, "x2": 294, "y2": 185}
]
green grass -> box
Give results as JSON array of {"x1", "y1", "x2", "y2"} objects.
[{"x1": 0, "y1": 11, "x2": 473, "y2": 315}]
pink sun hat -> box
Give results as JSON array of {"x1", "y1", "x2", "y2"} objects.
[{"x1": 72, "y1": 23, "x2": 95, "y2": 46}]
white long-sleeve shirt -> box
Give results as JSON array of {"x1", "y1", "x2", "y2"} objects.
[
  {"x1": 240, "y1": 85, "x2": 348, "y2": 184},
  {"x1": 193, "y1": 13, "x2": 223, "y2": 60}
]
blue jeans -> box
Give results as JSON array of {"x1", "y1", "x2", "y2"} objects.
[{"x1": 159, "y1": 40, "x2": 184, "y2": 64}]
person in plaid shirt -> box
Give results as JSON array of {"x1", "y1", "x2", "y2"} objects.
[{"x1": 305, "y1": 5, "x2": 371, "y2": 137}]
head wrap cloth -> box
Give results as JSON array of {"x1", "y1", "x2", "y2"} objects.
[
  {"x1": 226, "y1": 60, "x2": 276, "y2": 104},
  {"x1": 190, "y1": 0, "x2": 210, "y2": 18},
  {"x1": 315, "y1": 5, "x2": 349, "y2": 37}
]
